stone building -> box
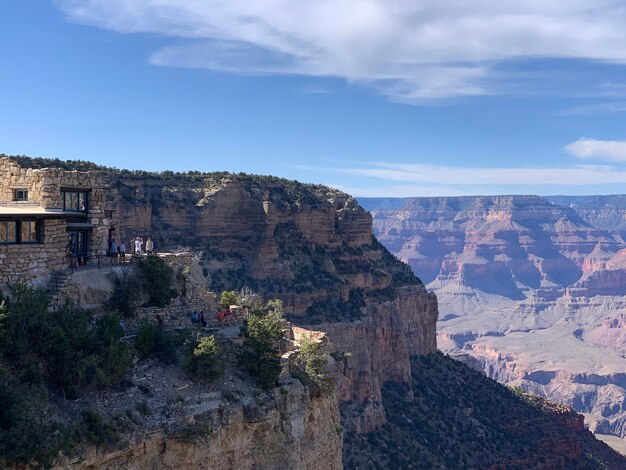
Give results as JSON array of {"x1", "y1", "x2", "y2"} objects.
[{"x1": 0, "y1": 157, "x2": 114, "y2": 285}]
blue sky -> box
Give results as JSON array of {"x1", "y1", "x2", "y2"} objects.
[{"x1": 2, "y1": 1, "x2": 626, "y2": 197}]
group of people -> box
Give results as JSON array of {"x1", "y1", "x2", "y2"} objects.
[
  {"x1": 130, "y1": 236, "x2": 154, "y2": 255},
  {"x1": 109, "y1": 239, "x2": 127, "y2": 262},
  {"x1": 109, "y1": 236, "x2": 154, "y2": 262},
  {"x1": 190, "y1": 311, "x2": 208, "y2": 327}
]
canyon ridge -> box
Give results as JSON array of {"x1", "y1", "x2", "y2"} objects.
[{"x1": 361, "y1": 194, "x2": 626, "y2": 450}]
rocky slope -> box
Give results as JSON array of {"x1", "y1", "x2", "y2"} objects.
[
  {"x1": 361, "y1": 195, "x2": 626, "y2": 446},
  {"x1": 547, "y1": 195, "x2": 626, "y2": 240},
  {"x1": 54, "y1": 375, "x2": 342, "y2": 470},
  {"x1": 102, "y1": 171, "x2": 438, "y2": 434},
  {"x1": 345, "y1": 352, "x2": 626, "y2": 469}
]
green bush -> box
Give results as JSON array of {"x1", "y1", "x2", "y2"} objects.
[
  {"x1": 108, "y1": 267, "x2": 141, "y2": 317},
  {"x1": 0, "y1": 369, "x2": 72, "y2": 469},
  {"x1": 135, "y1": 320, "x2": 178, "y2": 364},
  {"x1": 220, "y1": 290, "x2": 239, "y2": 308},
  {"x1": 78, "y1": 410, "x2": 118, "y2": 446},
  {"x1": 137, "y1": 255, "x2": 178, "y2": 307},
  {"x1": 91, "y1": 315, "x2": 133, "y2": 388},
  {"x1": 239, "y1": 300, "x2": 285, "y2": 390},
  {"x1": 294, "y1": 338, "x2": 328, "y2": 392},
  {"x1": 0, "y1": 283, "x2": 132, "y2": 399},
  {"x1": 184, "y1": 335, "x2": 223, "y2": 382}
]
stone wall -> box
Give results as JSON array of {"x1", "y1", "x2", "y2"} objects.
[
  {"x1": 0, "y1": 157, "x2": 114, "y2": 281},
  {"x1": 0, "y1": 218, "x2": 66, "y2": 284},
  {"x1": 0, "y1": 158, "x2": 47, "y2": 205}
]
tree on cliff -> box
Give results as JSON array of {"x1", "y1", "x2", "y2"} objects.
[
  {"x1": 184, "y1": 335, "x2": 223, "y2": 382},
  {"x1": 137, "y1": 255, "x2": 178, "y2": 308},
  {"x1": 238, "y1": 300, "x2": 285, "y2": 390}
]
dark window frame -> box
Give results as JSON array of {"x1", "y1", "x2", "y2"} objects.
[
  {"x1": 62, "y1": 190, "x2": 89, "y2": 213},
  {"x1": 13, "y1": 189, "x2": 28, "y2": 201},
  {"x1": 0, "y1": 219, "x2": 42, "y2": 244},
  {"x1": 0, "y1": 220, "x2": 17, "y2": 244},
  {"x1": 20, "y1": 219, "x2": 40, "y2": 244}
]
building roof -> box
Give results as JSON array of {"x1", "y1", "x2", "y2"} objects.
[{"x1": 0, "y1": 205, "x2": 69, "y2": 217}]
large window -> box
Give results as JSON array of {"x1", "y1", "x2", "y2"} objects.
[
  {"x1": 20, "y1": 220, "x2": 39, "y2": 243},
  {"x1": 63, "y1": 191, "x2": 88, "y2": 212},
  {"x1": 0, "y1": 221, "x2": 17, "y2": 244},
  {"x1": 0, "y1": 220, "x2": 39, "y2": 244}
]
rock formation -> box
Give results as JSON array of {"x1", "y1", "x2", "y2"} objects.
[
  {"x1": 55, "y1": 378, "x2": 341, "y2": 470},
  {"x1": 102, "y1": 173, "x2": 439, "y2": 434},
  {"x1": 361, "y1": 194, "x2": 626, "y2": 447}
]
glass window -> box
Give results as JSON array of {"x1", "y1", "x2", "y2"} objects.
[
  {"x1": 14, "y1": 189, "x2": 28, "y2": 201},
  {"x1": 0, "y1": 221, "x2": 17, "y2": 243},
  {"x1": 20, "y1": 220, "x2": 39, "y2": 243},
  {"x1": 63, "y1": 191, "x2": 88, "y2": 212}
]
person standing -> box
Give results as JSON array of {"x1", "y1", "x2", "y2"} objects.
[
  {"x1": 110, "y1": 239, "x2": 118, "y2": 264},
  {"x1": 120, "y1": 240, "x2": 127, "y2": 262},
  {"x1": 146, "y1": 237, "x2": 154, "y2": 255}
]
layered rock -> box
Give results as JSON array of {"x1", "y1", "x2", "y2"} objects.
[
  {"x1": 361, "y1": 195, "x2": 619, "y2": 292},
  {"x1": 55, "y1": 379, "x2": 341, "y2": 470},
  {"x1": 361, "y1": 195, "x2": 626, "y2": 447},
  {"x1": 547, "y1": 194, "x2": 626, "y2": 238},
  {"x1": 104, "y1": 174, "x2": 438, "y2": 433}
]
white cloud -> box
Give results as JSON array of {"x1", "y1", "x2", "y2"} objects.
[
  {"x1": 328, "y1": 183, "x2": 471, "y2": 198},
  {"x1": 557, "y1": 102, "x2": 626, "y2": 115},
  {"x1": 54, "y1": 0, "x2": 626, "y2": 102},
  {"x1": 564, "y1": 138, "x2": 626, "y2": 162},
  {"x1": 300, "y1": 161, "x2": 626, "y2": 186}
]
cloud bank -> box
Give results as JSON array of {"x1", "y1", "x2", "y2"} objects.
[
  {"x1": 55, "y1": 0, "x2": 626, "y2": 103},
  {"x1": 564, "y1": 138, "x2": 626, "y2": 162},
  {"x1": 309, "y1": 162, "x2": 626, "y2": 187}
]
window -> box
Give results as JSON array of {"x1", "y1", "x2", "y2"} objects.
[
  {"x1": 0, "y1": 221, "x2": 17, "y2": 243},
  {"x1": 0, "y1": 220, "x2": 41, "y2": 244},
  {"x1": 62, "y1": 191, "x2": 88, "y2": 212},
  {"x1": 20, "y1": 220, "x2": 39, "y2": 243},
  {"x1": 14, "y1": 189, "x2": 28, "y2": 201}
]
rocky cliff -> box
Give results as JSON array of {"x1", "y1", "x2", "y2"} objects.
[
  {"x1": 55, "y1": 378, "x2": 341, "y2": 470},
  {"x1": 361, "y1": 195, "x2": 626, "y2": 447},
  {"x1": 547, "y1": 195, "x2": 626, "y2": 240},
  {"x1": 103, "y1": 172, "x2": 438, "y2": 433}
]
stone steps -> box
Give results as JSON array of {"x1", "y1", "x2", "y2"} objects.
[{"x1": 47, "y1": 271, "x2": 72, "y2": 300}]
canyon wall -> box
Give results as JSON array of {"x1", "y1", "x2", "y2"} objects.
[
  {"x1": 104, "y1": 174, "x2": 438, "y2": 433},
  {"x1": 56, "y1": 379, "x2": 341, "y2": 470},
  {"x1": 547, "y1": 195, "x2": 626, "y2": 238},
  {"x1": 361, "y1": 194, "x2": 626, "y2": 442}
]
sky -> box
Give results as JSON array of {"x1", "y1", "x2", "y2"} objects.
[{"x1": 2, "y1": 1, "x2": 626, "y2": 197}]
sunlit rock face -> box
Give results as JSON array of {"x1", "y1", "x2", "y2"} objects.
[
  {"x1": 107, "y1": 174, "x2": 439, "y2": 433},
  {"x1": 361, "y1": 194, "x2": 626, "y2": 441}
]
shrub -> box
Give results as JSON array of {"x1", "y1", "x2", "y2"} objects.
[
  {"x1": 184, "y1": 336, "x2": 223, "y2": 382},
  {"x1": 135, "y1": 320, "x2": 178, "y2": 364},
  {"x1": 108, "y1": 267, "x2": 141, "y2": 317},
  {"x1": 294, "y1": 338, "x2": 328, "y2": 392},
  {"x1": 0, "y1": 369, "x2": 72, "y2": 469},
  {"x1": 137, "y1": 255, "x2": 178, "y2": 307},
  {"x1": 78, "y1": 410, "x2": 118, "y2": 446},
  {"x1": 220, "y1": 290, "x2": 239, "y2": 308},
  {"x1": 0, "y1": 283, "x2": 132, "y2": 399},
  {"x1": 91, "y1": 315, "x2": 133, "y2": 388},
  {"x1": 239, "y1": 300, "x2": 284, "y2": 390},
  {"x1": 237, "y1": 287, "x2": 262, "y2": 309}
]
